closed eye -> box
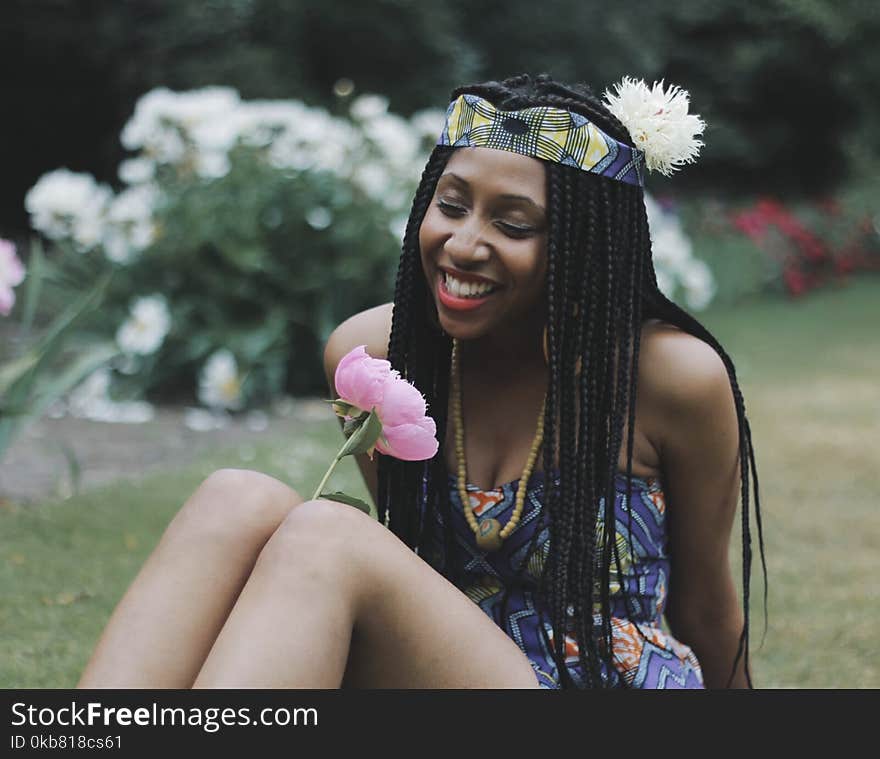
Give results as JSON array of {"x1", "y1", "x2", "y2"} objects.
[
  {"x1": 438, "y1": 200, "x2": 536, "y2": 238},
  {"x1": 437, "y1": 199, "x2": 466, "y2": 216},
  {"x1": 496, "y1": 221, "x2": 535, "y2": 238}
]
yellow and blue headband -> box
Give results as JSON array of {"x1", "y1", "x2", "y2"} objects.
[{"x1": 437, "y1": 93, "x2": 646, "y2": 187}]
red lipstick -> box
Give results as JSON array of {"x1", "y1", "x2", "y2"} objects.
[{"x1": 436, "y1": 271, "x2": 500, "y2": 311}]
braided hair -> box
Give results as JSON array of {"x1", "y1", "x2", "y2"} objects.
[{"x1": 376, "y1": 73, "x2": 766, "y2": 688}]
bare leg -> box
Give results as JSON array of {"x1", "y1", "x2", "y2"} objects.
[
  {"x1": 194, "y1": 498, "x2": 541, "y2": 689},
  {"x1": 77, "y1": 469, "x2": 304, "y2": 688}
]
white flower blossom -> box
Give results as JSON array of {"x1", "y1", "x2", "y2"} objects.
[
  {"x1": 681, "y1": 258, "x2": 716, "y2": 311},
  {"x1": 68, "y1": 367, "x2": 111, "y2": 411},
  {"x1": 235, "y1": 101, "x2": 310, "y2": 147},
  {"x1": 24, "y1": 169, "x2": 112, "y2": 250},
  {"x1": 103, "y1": 228, "x2": 132, "y2": 264},
  {"x1": 268, "y1": 138, "x2": 314, "y2": 171},
  {"x1": 66, "y1": 367, "x2": 156, "y2": 423},
  {"x1": 189, "y1": 118, "x2": 241, "y2": 155},
  {"x1": 116, "y1": 295, "x2": 171, "y2": 355},
  {"x1": 121, "y1": 86, "x2": 241, "y2": 168},
  {"x1": 108, "y1": 184, "x2": 157, "y2": 227},
  {"x1": 118, "y1": 157, "x2": 156, "y2": 185},
  {"x1": 366, "y1": 113, "x2": 421, "y2": 171},
  {"x1": 102, "y1": 185, "x2": 158, "y2": 263},
  {"x1": 195, "y1": 150, "x2": 231, "y2": 180},
  {"x1": 603, "y1": 78, "x2": 706, "y2": 177},
  {"x1": 644, "y1": 193, "x2": 715, "y2": 310},
  {"x1": 350, "y1": 94, "x2": 389, "y2": 121},
  {"x1": 198, "y1": 349, "x2": 244, "y2": 410}
]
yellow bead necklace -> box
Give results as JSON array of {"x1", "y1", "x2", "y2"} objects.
[{"x1": 451, "y1": 337, "x2": 546, "y2": 552}]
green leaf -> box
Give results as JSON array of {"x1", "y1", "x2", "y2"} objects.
[
  {"x1": 19, "y1": 237, "x2": 46, "y2": 343},
  {"x1": 319, "y1": 491, "x2": 372, "y2": 515},
  {"x1": 0, "y1": 352, "x2": 40, "y2": 396},
  {"x1": 326, "y1": 398, "x2": 357, "y2": 418},
  {"x1": 0, "y1": 341, "x2": 121, "y2": 455},
  {"x1": 337, "y1": 407, "x2": 383, "y2": 459}
]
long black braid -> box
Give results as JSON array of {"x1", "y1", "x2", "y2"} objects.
[{"x1": 376, "y1": 73, "x2": 767, "y2": 688}]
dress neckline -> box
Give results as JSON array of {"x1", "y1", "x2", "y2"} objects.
[{"x1": 445, "y1": 467, "x2": 661, "y2": 494}]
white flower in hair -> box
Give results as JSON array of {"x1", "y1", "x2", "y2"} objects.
[{"x1": 602, "y1": 77, "x2": 707, "y2": 177}]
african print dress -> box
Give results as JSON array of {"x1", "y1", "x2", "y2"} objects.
[{"x1": 417, "y1": 468, "x2": 704, "y2": 689}]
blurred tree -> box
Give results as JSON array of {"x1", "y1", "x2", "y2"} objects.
[
  {"x1": 446, "y1": 0, "x2": 878, "y2": 196},
  {"x1": 1, "y1": 0, "x2": 877, "y2": 236},
  {"x1": 0, "y1": 0, "x2": 474, "y2": 234}
]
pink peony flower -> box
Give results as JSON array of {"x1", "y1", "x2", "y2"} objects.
[
  {"x1": 0, "y1": 239, "x2": 26, "y2": 317},
  {"x1": 333, "y1": 344, "x2": 438, "y2": 461}
]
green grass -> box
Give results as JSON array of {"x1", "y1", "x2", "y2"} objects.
[
  {"x1": 2, "y1": 276, "x2": 878, "y2": 688},
  {"x1": 0, "y1": 420, "x2": 370, "y2": 689},
  {"x1": 700, "y1": 276, "x2": 880, "y2": 688}
]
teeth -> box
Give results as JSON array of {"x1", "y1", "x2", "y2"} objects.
[{"x1": 444, "y1": 272, "x2": 496, "y2": 298}]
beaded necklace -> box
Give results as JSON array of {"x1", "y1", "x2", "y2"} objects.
[{"x1": 450, "y1": 337, "x2": 546, "y2": 552}]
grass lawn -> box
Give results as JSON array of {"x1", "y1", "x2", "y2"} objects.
[{"x1": 1, "y1": 276, "x2": 877, "y2": 688}]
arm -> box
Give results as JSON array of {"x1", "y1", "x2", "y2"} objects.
[{"x1": 643, "y1": 329, "x2": 751, "y2": 688}]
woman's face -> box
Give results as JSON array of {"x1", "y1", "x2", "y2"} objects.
[{"x1": 419, "y1": 147, "x2": 549, "y2": 343}]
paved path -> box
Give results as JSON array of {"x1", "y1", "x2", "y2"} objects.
[{"x1": 0, "y1": 397, "x2": 329, "y2": 504}]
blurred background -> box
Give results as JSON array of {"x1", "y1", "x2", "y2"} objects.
[{"x1": 0, "y1": 0, "x2": 877, "y2": 688}]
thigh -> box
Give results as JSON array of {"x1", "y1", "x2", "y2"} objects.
[
  {"x1": 79, "y1": 468, "x2": 304, "y2": 688},
  {"x1": 299, "y1": 502, "x2": 541, "y2": 689}
]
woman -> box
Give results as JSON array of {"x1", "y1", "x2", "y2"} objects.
[{"x1": 78, "y1": 74, "x2": 764, "y2": 689}]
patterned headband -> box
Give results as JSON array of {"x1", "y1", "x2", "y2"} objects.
[{"x1": 436, "y1": 93, "x2": 646, "y2": 187}]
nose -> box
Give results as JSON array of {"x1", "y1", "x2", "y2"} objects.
[{"x1": 443, "y1": 215, "x2": 491, "y2": 265}]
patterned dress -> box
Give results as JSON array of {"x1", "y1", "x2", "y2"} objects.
[{"x1": 418, "y1": 467, "x2": 704, "y2": 689}]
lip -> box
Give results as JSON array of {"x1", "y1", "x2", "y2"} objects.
[{"x1": 436, "y1": 271, "x2": 501, "y2": 311}]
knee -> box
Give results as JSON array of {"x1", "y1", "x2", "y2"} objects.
[
  {"x1": 256, "y1": 497, "x2": 374, "y2": 572},
  {"x1": 168, "y1": 468, "x2": 305, "y2": 547}
]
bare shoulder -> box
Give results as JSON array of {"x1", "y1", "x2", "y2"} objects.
[
  {"x1": 323, "y1": 302, "x2": 394, "y2": 388},
  {"x1": 638, "y1": 319, "x2": 733, "y2": 420}
]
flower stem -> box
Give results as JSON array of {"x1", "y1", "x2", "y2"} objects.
[{"x1": 310, "y1": 438, "x2": 350, "y2": 501}]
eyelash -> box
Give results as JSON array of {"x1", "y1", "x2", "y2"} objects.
[{"x1": 436, "y1": 199, "x2": 535, "y2": 238}]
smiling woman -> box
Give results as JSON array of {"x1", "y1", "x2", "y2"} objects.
[
  {"x1": 374, "y1": 74, "x2": 764, "y2": 689},
  {"x1": 77, "y1": 73, "x2": 764, "y2": 691}
]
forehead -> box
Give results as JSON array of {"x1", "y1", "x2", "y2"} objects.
[{"x1": 440, "y1": 147, "x2": 547, "y2": 202}]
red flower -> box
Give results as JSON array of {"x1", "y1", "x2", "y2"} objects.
[{"x1": 783, "y1": 267, "x2": 807, "y2": 296}]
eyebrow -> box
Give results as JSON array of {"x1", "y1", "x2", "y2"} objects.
[{"x1": 439, "y1": 172, "x2": 546, "y2": 214}]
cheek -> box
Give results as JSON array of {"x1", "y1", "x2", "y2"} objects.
[
  {"x1": 525, "y1": 242, "x2": 548, "y2": 286},
  {"x1": 419, "y1": 207, "x2": 441, "y2": 250}
]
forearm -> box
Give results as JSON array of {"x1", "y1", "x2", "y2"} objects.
[{"x1": 667, "y1": 606, "x2": 752, "y2": 689}]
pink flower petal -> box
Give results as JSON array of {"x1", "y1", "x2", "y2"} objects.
[
  {"x1": 376, "y1": 371, "x2": 428, "y2": 426},
  {"x1": 334, "y1": 345, "x2": 392, "y2": 411},
  {"x1": 0, "y1": 286, "x2": 13, "y2": 316},
  {"x1": 375, "y1": 416, "x2": 438, "y2": 461},
  {"x1": 0, "y1": 240, "x2": 25, "y2": 288}
]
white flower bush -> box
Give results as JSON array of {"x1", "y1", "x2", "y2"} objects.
[{"x1": 21, "y1": 85, "x2": 449, "y2": 417}]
